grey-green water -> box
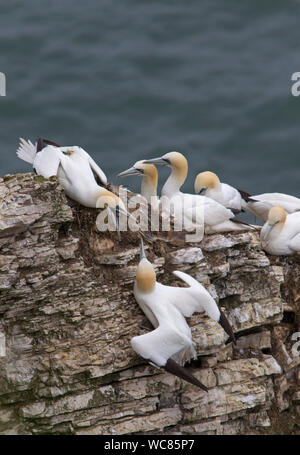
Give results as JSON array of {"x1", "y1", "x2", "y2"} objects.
[{"x1": 1, "y1": 0, "x2": 300, "y2": 198}]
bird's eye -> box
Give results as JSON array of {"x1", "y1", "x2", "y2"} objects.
[{"x1": 163, "y1": 158, "x2": 171, "y2": 164}]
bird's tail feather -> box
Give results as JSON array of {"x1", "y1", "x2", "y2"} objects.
[
  {"x1": 165, "y1": 358, "x2": 208, "y2": 391},
  {"x1": 17, "y1": 138, "x2": 36, "y2": 164}
]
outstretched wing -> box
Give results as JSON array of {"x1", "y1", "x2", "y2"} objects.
[
  {"x1": 70, "y1": 146, "x2": 107, "y2": 185},
  {"x1": 169, "y1": 271, "x2": 215, "y2": 318}
]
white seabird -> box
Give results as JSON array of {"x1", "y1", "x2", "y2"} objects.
[
  {"x1": 117, "y1": 160, "x2": 159, "y2": 210},
  {"x1": 260, "y1": 206, "x2": 300, "y2": 255},
  {"x1": 194, "y1": 171, "x2": 247, "y2": 214},
  {"x1": 17, "y1": 138, "x2": 128, "y2": 237},
  {"x1": 144, "y1": 151, "x2": 250, "y2": 234},
  {"x1": 131, "y1": 241, "x2": 207, "y2": 391},
  {"x1": 246, "y1": 193, "x2": 300, "y2": 222},
  {"x1": 131, "y1": 240, "x2": 236, "y2": 389}
]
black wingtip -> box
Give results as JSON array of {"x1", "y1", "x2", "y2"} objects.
[
  {"x1": 237, "y1": 188, "x2": 258, "y2": 203},
  {"x1": 219, "y1": 310, "x2": 236, "y2": 345},
  {"x1": 36, "y1": 138, "x2": 61, "y2": 153},
  {"x1": 164, "y1": 358, "x2": 208, "y2": 392}
]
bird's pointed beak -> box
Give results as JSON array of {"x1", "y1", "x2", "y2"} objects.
[
  {"x1": 108, "y1": 206, "x2": 121, "y2": 240},
  {"x1": 143, "y1": 157, "x2": 169, "y2": 166},
  {"x1": 262, "y1": 222, "x2": 275, "y2": 241},
  {"x1": 140, "y1": 238, "x2": 147, "y2": 260},
  {"x1": 219, "y1": 310, "x2": 236, "y2": 345},
  {"x1": 117, "y1": 167, "x2": 144, "y2": 178}
]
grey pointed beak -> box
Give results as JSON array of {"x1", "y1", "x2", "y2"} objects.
[
  {"x1": 143, "y1": 157, "x2": 170, "y2": 166},
  {"x1": 262, "y1": 222, "x2": 275, "y2": 241},
  {"x1": 219, "y1": 310, "x2": 236, "y2": 345},
  {"x1": 108, "y1": 206, "x2": 121, "y2": 240},
  {"x1": 117, "y1": 167, "x2": 144, "y2": 178},
  {"x1": 140, "y1": 239, "x2": 147, "y2": 260}
]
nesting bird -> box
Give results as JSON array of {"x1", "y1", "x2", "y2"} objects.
[
  {"x1": 260, "y1": 206, "x2": 300, "y2": 255},
  {"x1": 17, "y1": 138, "x2": 128, "y2": 237},
  {"x1": 194, "y1": 171, "x2": 247, "y2": 214},
  {"x1": 144, "y1": 151, "x2": 250, "y2": 234},
  {"x1": 131, "y1": 240, "x2": 236, "y2": 390}
]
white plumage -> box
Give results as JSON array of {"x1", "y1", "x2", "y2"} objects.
[
  {"x1": 260, "y1": 206, "x2": 300, "y2": 255},
  {"x1": 17, "y1": 138, "x2": 109, "y2": 207},
  {"x1": 16, "y1": 138, "x2": 129, "y2": 238},
  {"x1": 131, "y1": 241, "x2": 235, "y2": 389},
  {"x1": 194, "y1": 171, "x2": 246, "y2": 213},
  {"x1": 247, "y1": 193, "x2": 300, "y2": 222},
  {"x1": 144, "y1": 152, "x2": 250, "y2": 233}
]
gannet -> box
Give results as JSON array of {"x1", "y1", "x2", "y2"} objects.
[
  {"x1": 144, "y1": 151, "x2": 249, "y2": 233},
  {"x1": 131, "y1": 241, "x2": 236, "y2": 389},
  {"x1": 246, "y1": 193, "x2": 300, "y2": 222},
  {"x1": 260, "y1": 206, "x2": 300, "y2": 255},
  {"x1": 17, "y1": 138, "x2": 127, "y2": 236},
  {"x1": 194, "y1": 171, "x2": 247, "y2": 214},
  {"x1": 131, "y1": 241, "x2": 207, "y2": 391},
  {"x1": 118, "y1": 160, "x2": 159, "y2": 209}
]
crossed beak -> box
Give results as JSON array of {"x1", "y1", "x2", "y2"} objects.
[
  {"x1": 262, "y1": 223, "x2": 275, "y2": 241},
  {"x1": 118, "y1": 167, "x2": 144, "y2": 178}
]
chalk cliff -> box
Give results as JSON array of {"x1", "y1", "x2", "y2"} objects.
[{"x1": 0, "y1": 173, "x2": 299, "y2": 434}]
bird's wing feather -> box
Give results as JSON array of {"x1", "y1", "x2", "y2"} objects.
[
  {"x1": 171, "y1": 270, "x2": 218, "y2": 317},
  {"x1": 131, "y1": 322, "x2": 190, "y2": 367},
  {"x1": 289, "y1": 233, "x2": 300, "y2": 252},
  {"x1": 70, "y1": 146, "x2": 107, "y2": 185},
  {"x1": 33, "y1": 146, "x2": 63, "y2": 178},
  {"x1": 187, "y1": 200, "x2": 233, "y2": 226},
  {"x1": 17, "y1": 138, "x2": 37, "y2": 164}
]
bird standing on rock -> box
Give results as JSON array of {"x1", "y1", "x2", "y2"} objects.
[
  {"x1": 17, "y1": 138, "x2": 128, "y2": 238},
  {"x1": 144, "y1": 151, "x2": 250, "y2": 234},
  {"x1": 194, "y1": 171, "x2": 247, "y2": 214}
]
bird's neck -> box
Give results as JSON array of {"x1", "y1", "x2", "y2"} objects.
[
  {"x1": 141, "y1": 175, "x2": 158, "y2": 203},
  {"x1": 162, "y1": 166, "x2": 188, "y2": 198},
  {"x1": 269, "y1": 221, "x2": 285, "y2": 240},
  {"x1": 207, "y1": 182, "x2": 221, "y2": 196}
]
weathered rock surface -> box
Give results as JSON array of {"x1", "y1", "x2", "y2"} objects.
[{"x1": 0, "y1": 173, "x2": 299, "y2": 435}]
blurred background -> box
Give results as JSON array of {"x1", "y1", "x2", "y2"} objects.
[{"x1": 0, "y1": 0, "x2": 300, "y2": 198}]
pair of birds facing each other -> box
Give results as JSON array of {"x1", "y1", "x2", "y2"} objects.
[
  {"x1": 17, "y1": 138, "x2": 130, "y2": 237},
  {"x1": 119, "y1": 152, "x2": 252, "y2": 234},
  {"x1": 118, "y1": 151, "x2": 300, "y2": 244},
  {"x1": 130, "y1": 240, "x2": 236, "y2": 391}
]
